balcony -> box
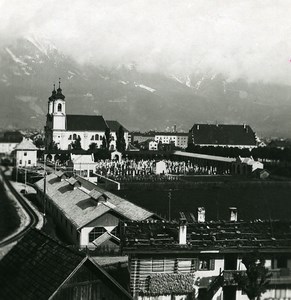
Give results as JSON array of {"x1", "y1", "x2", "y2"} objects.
[{"x1": 223, "y1": 268, "x2": 291, "y2": 286}]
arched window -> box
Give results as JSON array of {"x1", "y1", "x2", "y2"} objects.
[
  {"x1": 57, "y1": 103, "x2": 62, "y2": 112},
  {"x1": 73, "y1": 133, "x2": 77, "y2": 140},
  {"x1": 95, "y1": 134, "x2": 99, "y2": 140}
]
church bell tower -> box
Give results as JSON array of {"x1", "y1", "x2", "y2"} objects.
[{"x1": 52, "y1": 79, "x2": 66, "y2": 131}]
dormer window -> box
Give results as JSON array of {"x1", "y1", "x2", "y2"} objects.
[{"x1": 57, "y1": 103, "x2": 62, "y2": 112}]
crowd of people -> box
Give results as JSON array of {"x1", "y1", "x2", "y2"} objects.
[{"x1": 95, "y1": 159, "x2": 217, "y2": 182}]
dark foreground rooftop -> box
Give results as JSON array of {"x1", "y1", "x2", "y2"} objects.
[{"x1": 122, "y1": 219, "x2": 291, "y2": 253}]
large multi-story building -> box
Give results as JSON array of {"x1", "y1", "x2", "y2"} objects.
[
  {"x1": 121, "y1": 212, "x2": 291, "y2": 300},
  {"x1": 155, "y1": 132, "x2": 189, "y2": 149},
  {"x1": 44, "y1": 82, "x2": 128, "y2": 151},
  {"x1": 189, "y1": 123, "x2": 258, "y2": 149}
]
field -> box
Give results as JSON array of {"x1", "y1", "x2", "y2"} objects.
[{"x1": 114, "y1": 182, "x2": 291, "y2": 221}]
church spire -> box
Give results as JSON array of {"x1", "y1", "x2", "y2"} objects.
[
  {"x1": 48, "y1": 83, "x2": 57, "y2": 101},
  {"x1": 56, "y1": 77, "x2": 65, "y2": 100}
]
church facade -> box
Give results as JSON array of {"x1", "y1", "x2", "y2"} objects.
[{"x1": 45, "y1": 82, "x2": 128, "y2": 151}]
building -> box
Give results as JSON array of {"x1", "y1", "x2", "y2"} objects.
[
  {"x1": 34, "y1": 172, "x2": 158, "y2": 251},
  {"x1": 121, "y1": 214, "x2": 291, "y2": 300},
  {"x1": 189, "y1": 124, "x2": 257, "y2": 149},
  {"x1": 67, "y1": 153, "x2": 96, "y2": 178},
  {"x1": 45, "y1": 81, "x2": 127, "y2": 151},
  {"x1": 232, "y1": 156, "x2": 264, "y2": 176},
  {"x1": 107, "y1": 120, "x2": 129, "y2": 151},
  {"x1": 0, "y1": 131, "x2": 23, "y2": 155},
  {"x1": 0, "y1": 229, "x2": 133, "y2": 300},
  {"x1": 155, "y1": 132, "x2": 189, "y2": 149},
  {"x1": 14, "y1": 138, "x2": 38, "y2": 167}
]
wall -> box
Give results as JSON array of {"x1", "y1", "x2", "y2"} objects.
[{"x1": 16, "y1": 150, "x2": 37, "y2": 167}]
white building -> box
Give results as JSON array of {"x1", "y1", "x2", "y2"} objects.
[
  {"x1": 68, "y1": 154, "x2": 96, "y2": 178},
  {"x1": 155, "y1": 132, "x2": 189, "y2": 149},
  {"x1": 15, "y1": 138, "x2": 38, "y2": 167},
  {"x1": 45, "y1": 82, "x2": 128, "y2": 151},
  {"x1": 34, "y1": 172, "x2": 157, "y2": 251}
]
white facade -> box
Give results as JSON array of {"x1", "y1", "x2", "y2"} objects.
[
  {"x1": 155, "y1": 133, "x2": 188, "y2": 149},
  {"x1": 15, "y1": 138, "x2": 38, "y2": 167},
  {"x1": 149, "y1": 140, "x2": 158, "y2": 150}
]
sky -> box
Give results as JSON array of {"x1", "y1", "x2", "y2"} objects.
[{"x1": 1, "y1": 0, "x2": 291, "y2": 84}]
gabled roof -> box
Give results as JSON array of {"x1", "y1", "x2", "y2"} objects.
[
  {"x1": 15, "y1": 138, "x2": 38, "y2": 151},
  {"x1": 34, "y1": 173, "x2": 155, "y2": 229},
  {"x1": 0, "y1": 229, "x2": 133, "y2": 300},
  {"x1": 71, "y1": 154, "x2": 95, "y2": 164},
  {"x1": 190, "y1": 124, "x2": 257, "y2": 146},
  {"x1": 66, "y1": 114, "x2": 108, "y2": 131},
  {"x1": 106, "y1": 120, "x2": 129, "y2": 132},
  {"x1": 0, "y1": 229, "x2": 85, "y2": 300}
]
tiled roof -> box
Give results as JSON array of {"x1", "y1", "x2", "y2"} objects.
[
  {"x1": 15, "y1": 138, "x2": 38, "y2": 151},
  {"x1": 0, "y1": 229, "x2": 133, "y2": 300},
  {"x1": 0, "y1": 229, "x2": 85, "y2": 300},
  {"x1": 35, "y1": 173, "x2": 155, "y2": 229},
  {"x1": 66, "y1": 114, "x2": 108, "y2": 131},
  {"x1": 122, "y1": 220, "x2": 291, "y2": 253},
  {"x1": 190, "y1": 124, "x2": 257, "y2": 146},
  {"x1": 106, "y1": 120, "x2": 129, "y2": 132}
]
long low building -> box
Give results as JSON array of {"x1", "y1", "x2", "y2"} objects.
[{"x1": 34, "y1": 171, "x2": 158, "y2": 251}]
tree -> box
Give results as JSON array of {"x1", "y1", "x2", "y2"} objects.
[
  {"x1": 116, "y1": 125, "x2": 126, "y2": 152},
  {"x1": 105, "y1": 127, "x2": 111, "y2": 150},
  {"x1": 71, "y1": 136, "x2": 82, "y2": 150},
  {"x1": 101, "y1": 136, "x2": 107, "y2": 149},
  {"x1": 88, "y1": 142, "x2": 98, "y2": 152},
  {"x1": 233, "y1": 251, "x2": 272, "y2": 300}
]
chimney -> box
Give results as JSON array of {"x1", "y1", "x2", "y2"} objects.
[
  {"x1": 179, "y1": 217, "x2": 187, "y2": 245},
  {"x1": 173, "y1": 124, "x2": 177, "y2": 132},
  {"x1": 197, "y1": 207, "x2": 205, "y2": 223},
  {"x1": 229, "y1": 207, "x2": 238, "y2": 222},
  {"x1": 196, "y1": 124, "x2": 200, "y2": 130}
]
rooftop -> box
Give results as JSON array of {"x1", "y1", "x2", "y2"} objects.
[
  {"x1": 66, "y1": 114, "x2": 108, "y2": 131},
  {"x1": 34, "y1": 173, "x2": 155, "y2": 229},
  {"x1": 122, "y1": 219, "x2": 291, "y2": 253},
  {"x1": 190, "y1": 124, "x2": 257, "y2": 146},
  {"x1": 15, "y1": 138, "x2": 38, "y2": 151},
  {"x1": 106, "y1": 120, "x2": 129, "y2": 132},
  {"x1": 0, "y1": 229, "x2": 133, "y2": 300}
]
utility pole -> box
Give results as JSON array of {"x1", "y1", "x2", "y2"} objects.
[
  {"x1": 168, "y1": 189, "x2": 172, "y2": 221},
  {"x1": 43, "y1": 155, "x2": 47, "y2": 225},
  {"x1": 24, "y1": 162, "x2": 27, "y2": 194}
]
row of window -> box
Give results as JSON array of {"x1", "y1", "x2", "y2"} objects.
[
  {"x1": 67, "y1": 134, "x2": 115, "y2": 141},
  {"x1": 19, "y1": 160, "x2": 31, "y2": 165},
  {"x1": 138, "y1": 258, "x2": 215, "y2": 274}
]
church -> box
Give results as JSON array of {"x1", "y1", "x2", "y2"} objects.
[{"x1": 45, "y1": 81, "x2": 128, "y2": 151}]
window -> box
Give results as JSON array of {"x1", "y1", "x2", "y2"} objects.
[
  {"x1": 19, "y1": 160, "x2": 22, "y2": 164},
  {"x1": 68, "y1": 135, "x2": 72, "y2": 140},
  {"x1": 198, "y1": 258, "x2": 215, "y2": 270},
  {"x1": 24, "y1": 152, "x2": 27, "y2": 156},
  {"x1": 95, "y1": 134, "x2": 99, "y2": 140},
  {"x1": 28, "y1": 160, "x2": 31, "y2": 165},
  {"x1": 57, "y1": 103, "x2": 62, "y2": 112},
  {"x1": 91, "y1": 135, "x2": 94, "y2": 140},
  {"x1": 73, "y1": 133, "x2": 77, "y2": 140},
  {"x1": 89, "y1": 227, "x2": 106, "y2": 242}
]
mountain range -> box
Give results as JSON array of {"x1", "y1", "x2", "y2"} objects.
[{"x1": 0, "y1": 36, "x2": 290, "y2": 138}]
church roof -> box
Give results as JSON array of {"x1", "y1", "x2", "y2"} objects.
[
  {"x1": 66, "y1": 115, "x2": 108, "y2": 131},
  {"x1": 190, "y1": 124, "x2": 257, "y2": 146},
  {"x1": 106, "y1": 120, "x2": 129, "y2": 132}
]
